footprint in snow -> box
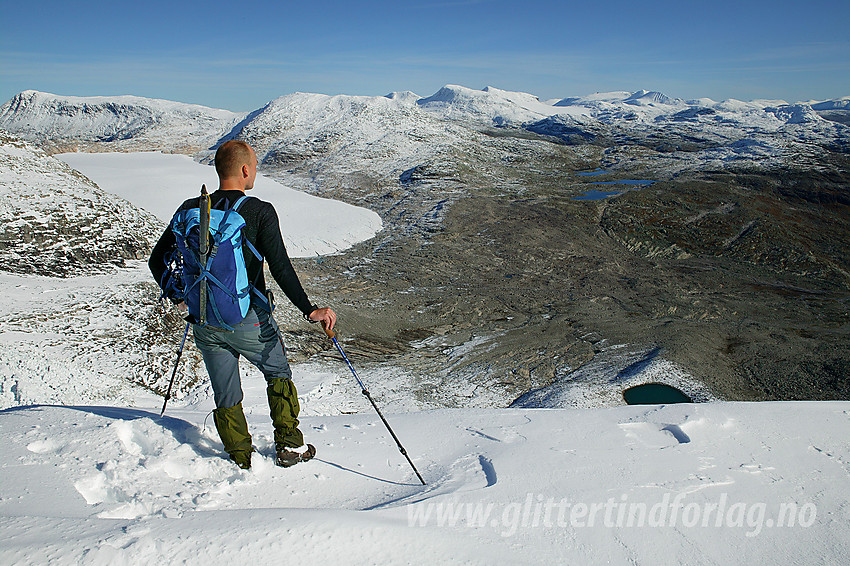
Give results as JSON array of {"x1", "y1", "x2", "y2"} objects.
[
  {"x1": 26, "y1": 438, "x2": 63, "y2": 454},
  {"x1": 619, "y1": 422, "x2": 691, "y2": 448}
]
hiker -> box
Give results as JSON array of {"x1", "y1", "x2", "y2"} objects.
[{"x1": 149, "y1": 139, "x2": 336, "y2": 470}]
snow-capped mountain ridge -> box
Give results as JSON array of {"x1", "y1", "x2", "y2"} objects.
[
  {"x1": 232, "y1": 89, "x2": 456, "y2": 185},
  {"x1": 4, "y1": 84, "x2": 846, "y2": 186},
  {"x1": 415, "y1": 84, "x2": 586, "y2": 125},
  {"x1": 810, "y1": 97, "x2": 850, "y2": 110},
  {"x1": 7, "y1": 89, "x2": 235, "y2": 111},
  {"x1": 0, "y1": 90, "x2": 245, "y2": 152},
  {"x1": 3, "y1": 85, "x2": 847, "y2": 235},
  {"x1": 4, "y1": 85, "x2": 847, "y2": 154}
]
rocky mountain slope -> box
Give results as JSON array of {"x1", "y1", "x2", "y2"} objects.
[
  {"x1": 0, "y1": 131, "x2": 161, "y2": 276},
  {"x1": 1, "y1": 86, "x2": 848, "y2": 406},
  {"x1": 0, "y1": 133, "x2": 198, "y2": 408}
]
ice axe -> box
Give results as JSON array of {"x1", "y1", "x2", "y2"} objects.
[{"x1": 323, "y1": 325, "x2": 426, "y2": 485}]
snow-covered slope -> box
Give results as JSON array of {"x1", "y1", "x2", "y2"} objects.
[
  {"x1": 1, "y1": 395, "x2": 847, "y2": 564},
  {"x1": 232, "y1": 90, "x2": 474, "y2": 185},
  {"x1": 809, "y1": 97, "x2": 850, "y2": 125},
  {"x1": 0, "y1": 132, "x2": 161, "y2": 276},
  {"x1": 417, "y1": 84, "x2": 591, "y2": 125},
  {"x1": 0, "y1": 264, "x2": 195, "y2": 409},
  {"x1": 0, "y1": 90, "x2": 244, "y2": 152},
  {"x1": 624, "y1": 89, "x2": 684, "y2": 107}
]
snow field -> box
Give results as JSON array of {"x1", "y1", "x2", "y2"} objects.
[
  {"x1": 56, "y1": 151, "x2": 383, "y2": 258},
  {"x1": 2, "y1": 400, "x2": 849, "y2": 564}
]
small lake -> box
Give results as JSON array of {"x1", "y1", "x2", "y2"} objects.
[
  {"x1": 623, "y1": 383, "x2": 692, "y2": 405},
  {"x1": 591, "y1": 179, "x2": 656, "y2": 187},
  {"x1": 572, "y1": 173, "x2": 656, "y2": 200}
]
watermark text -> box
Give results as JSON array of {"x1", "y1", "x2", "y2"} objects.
[{"x1": 407, "y1": 493, "x2": 817, "y2": 538}]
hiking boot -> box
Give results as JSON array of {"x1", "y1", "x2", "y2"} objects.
[{"x1": 275, "y1": 444, "x2": 316, "y2": 468}]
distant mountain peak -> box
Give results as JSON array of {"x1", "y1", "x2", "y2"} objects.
[
  {"x1": 384, "y1": 90, "x2": 421, "y2": 103},
  {"x1": 624, "y1": 90, "x2": 682, "y2": 106}
]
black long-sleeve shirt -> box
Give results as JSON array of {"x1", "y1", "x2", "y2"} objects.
[{"x1": 149, "y1": 189, "x2": 317, "y2": 317}]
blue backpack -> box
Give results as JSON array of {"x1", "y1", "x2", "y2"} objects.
[{"x1": 161, "y1": 194, "x2": 269, "y2": 330}]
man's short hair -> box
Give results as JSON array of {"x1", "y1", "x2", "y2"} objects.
[{"x1": 215, "y1": 140, "x2": 254, "y2": 179}]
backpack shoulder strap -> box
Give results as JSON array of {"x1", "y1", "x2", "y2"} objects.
[
  {"x1": 233, "y1": 195, "x2": 253, "y2": 211},
  {"x1": 231, "y1": 195, "x2": 271, "y2": 311},
  {"x1": 243, "y1": 235, "x2": 263, "y2": 261},
  {"x1": 210, "y1": 194, "x2": 251, "y2": 211},
  {"x1": 230, "y1": 195, "x2": 262, "y2": 260}
]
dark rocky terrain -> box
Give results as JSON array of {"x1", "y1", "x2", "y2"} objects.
[{"x1": 278, "y1": 135, "x2": 849, "y2": 405}]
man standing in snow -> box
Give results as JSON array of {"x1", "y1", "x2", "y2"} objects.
[{"x1": 149, "y1": 140, "x2": 336, "y2": 470}]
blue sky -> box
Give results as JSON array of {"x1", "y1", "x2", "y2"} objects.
[{"x1": 1, "y1": 0, "x2": 848, "y2": 111}]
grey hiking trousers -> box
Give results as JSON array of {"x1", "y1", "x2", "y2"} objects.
[{"x1": 192, "y1": 307, "x2": 292, "y2": 408}]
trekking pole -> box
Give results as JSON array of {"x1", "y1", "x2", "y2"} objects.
[
  {"x1": 161, "y1": 321, "x2": 191, "y2": 417},
  {"x1": 323, "y1": 326, "x2": 426, "y2": 485}
]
